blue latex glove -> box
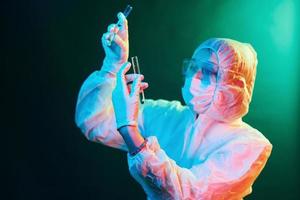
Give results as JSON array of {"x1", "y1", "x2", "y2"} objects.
[{"x1": 112, "y1": 62, "x2": 148, "y2": 129}]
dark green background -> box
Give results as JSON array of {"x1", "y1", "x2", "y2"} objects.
[{"x1": 5, "y1": 0, "x2": 299, "y2": 199}]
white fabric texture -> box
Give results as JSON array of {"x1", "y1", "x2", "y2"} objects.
[{"x1": 75, "y1": 38, "x2": 272, "y2": 199}]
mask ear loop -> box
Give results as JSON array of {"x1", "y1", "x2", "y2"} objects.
[
  {"x1": 211, "y1": 47, "x2": 220, "y2": 85},
  {"x1": 205, "y1": 47, "x2": 220, "y2": 114}
]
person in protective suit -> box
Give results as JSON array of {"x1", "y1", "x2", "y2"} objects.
[{"x1": 75, "y1": 12, "x2": 272, "y2": 200}]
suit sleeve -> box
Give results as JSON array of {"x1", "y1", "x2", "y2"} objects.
[
  {"x1": 75, "y1": 69, "x2": 185, "y2": 151},
  {"x1": 75, "y1": 70, "x2": 129, "y2": 150},
  {"x1": 127, "y1": 136, "x2": 272, "y2": 199}
]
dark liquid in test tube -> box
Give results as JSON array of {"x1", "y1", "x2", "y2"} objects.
[
  {"x1": 107, "y1": 5, "x2": 133, "y2": 46},
  {"x1": 131, "y1": 56, "x2": 145, "y2": 104},
  {"x1": 123, "y1": 5, "x2": 133, "y2": 17}
]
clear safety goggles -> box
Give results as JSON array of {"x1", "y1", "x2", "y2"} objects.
[{"x1": 182, "y1": 58, "x2": 218, "y2": 78}]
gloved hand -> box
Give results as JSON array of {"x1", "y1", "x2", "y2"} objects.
[
  {"x1": 112, "y1": 62, "x2": 148, "y2": 129},
  {"x1": 101, "y1": 12, "x2": 129, "y2": 75}
]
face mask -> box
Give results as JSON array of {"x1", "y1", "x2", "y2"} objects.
[{"x1": 181, "y1": 69, "x2": 216, "y2": 115}]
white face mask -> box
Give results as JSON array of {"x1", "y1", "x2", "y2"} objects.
[{"x1": 181, "y1": 69, "x2": 217, "y2": 115}]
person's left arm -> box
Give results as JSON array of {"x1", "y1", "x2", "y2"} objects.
[{"x1": 125, "y1": 131, "x2": 272, "y2": 199}]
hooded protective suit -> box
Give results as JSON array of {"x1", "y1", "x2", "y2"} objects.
[{"x1": 75, "y1": 38, "x2": 272, "y2": 199}]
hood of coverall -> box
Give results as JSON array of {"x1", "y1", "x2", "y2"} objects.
[{"x1": 182, "y1": 38, "x2": 258, "y2": 122}]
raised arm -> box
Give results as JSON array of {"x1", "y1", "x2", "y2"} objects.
[{"x1": 75, "y1": 12, "x2": 130, "y2": 150}]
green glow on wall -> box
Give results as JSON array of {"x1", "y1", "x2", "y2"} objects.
[{"x1": 271, "y1": 0, "x2": 295, "y2": 49}]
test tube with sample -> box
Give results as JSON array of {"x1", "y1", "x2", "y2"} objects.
[
  {"x1": 131, "y1": 56, "x2": 145, "y2": 104},
  {"x1": 107, "y1": 5, "x2": 133, "y2": 46}
]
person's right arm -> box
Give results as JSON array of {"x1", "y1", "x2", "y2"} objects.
[
  {"x1": 75, "y1": 12, "x2": 131, "y2": 151},
  {"x1": 75, "y1": 68, "x2": 128, "y2": 149},
  {"x1": 74, "y1": 12, "x2": 188, "y2": 151}
]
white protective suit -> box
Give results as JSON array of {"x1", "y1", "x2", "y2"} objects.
[{"x1": 75, "y1": 38, "x2": 272, "y2": 200}]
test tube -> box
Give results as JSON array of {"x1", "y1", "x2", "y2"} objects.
[
  {"x1": 131, "y1": 56, "x2": 145, "y2": 104},
  {"x1": 107, "y1": 5, "x2": 132, "y2": 46},
  {"x1": 123, "y1": 5, "x2": 133, "y2": 17}
]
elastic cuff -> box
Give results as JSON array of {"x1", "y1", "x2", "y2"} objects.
[
  {"x1": 101, "y1": 58, "x2": 123, "y2": 75},
  {"x1": 101, "y1": 69, "x2": 117, "y2": 76},
  {"x1": 127, "y1": 136, "x2": 161, "y2": 161},
  {"x1": 98, "y1": 69, "x2": 117, "y2": 79},
  {"x1": 130, "y1": 138, "x2": 148, "y2": 156},
  {"x1": 116, "y1": 120, "x2": 138, "y2": 130}
]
